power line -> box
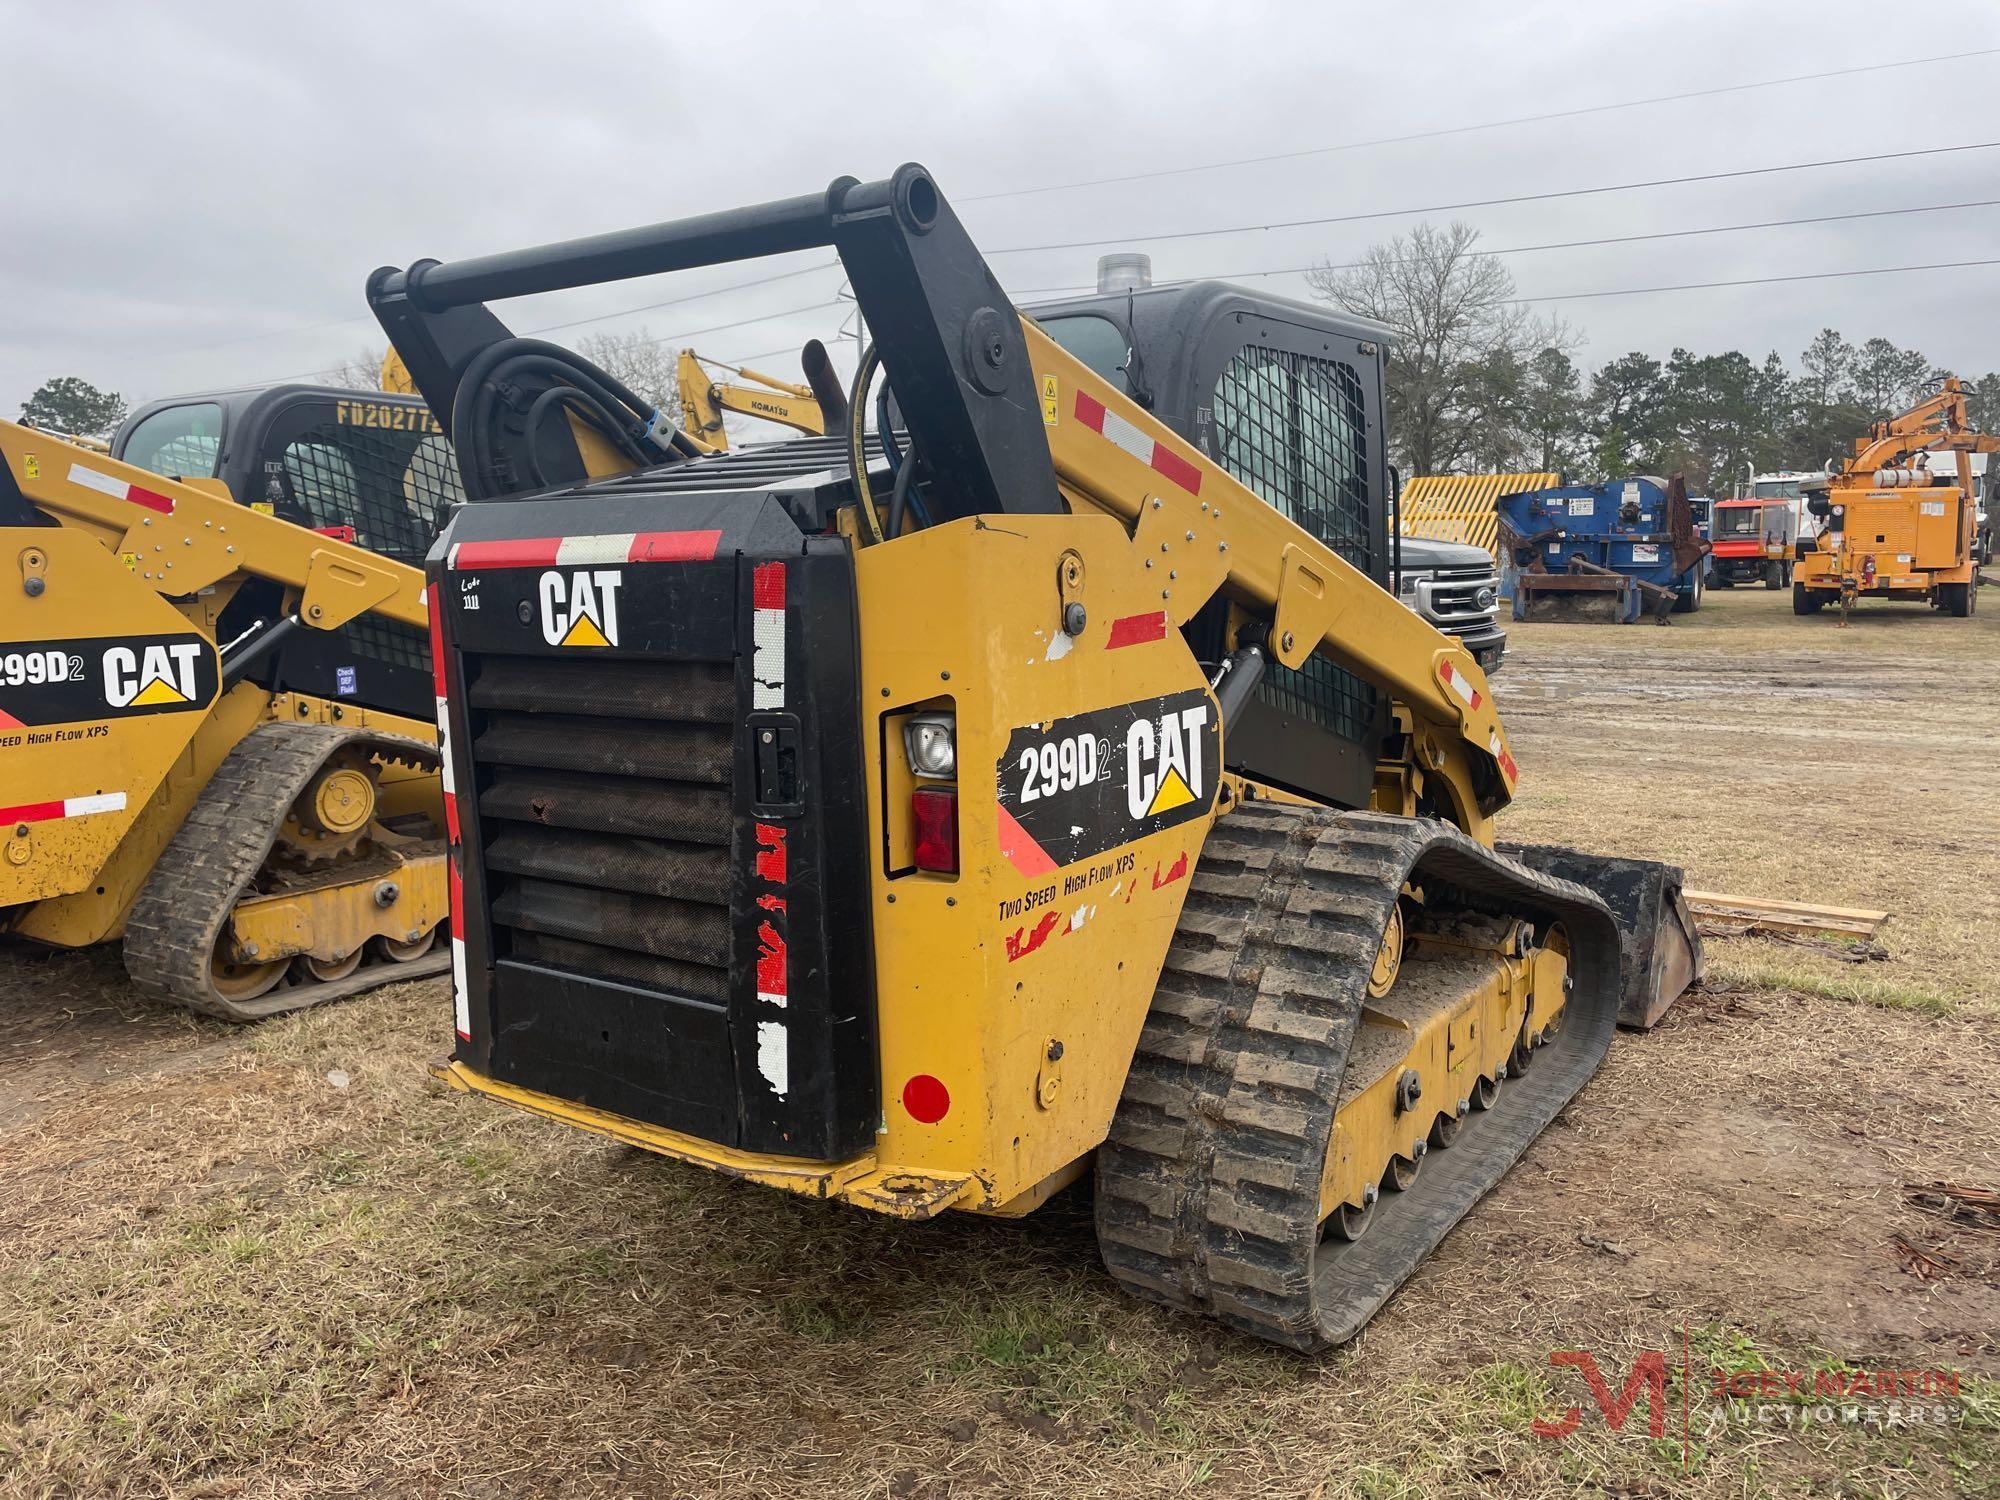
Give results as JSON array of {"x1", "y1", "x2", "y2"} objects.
[
  {"x1": 962, "y1": 47, "x2": 2000, "y2": 203},
  {"x1": 104, "y1": 64, "x2": 2000, "y2": 375},
  {"x1": 116, "y1": 53, "x2": 2000, "y2": 368},
  {"x1": 248, "y1": 297, "x2": 843, "y2": 389},
  {"x1": 1502, "y1": 256, "x2": 2000, "y2": 305},
  {"x1": 499, "y1": 260, "x2": 837, "y2": 337},
  {"x1": 1006, "y1": 197, "x2": 2000, "y2": 297},
  {"x1": 984, "y1": 140, "x2": 2000, "y2": 257},
  {"x1": 131, "y1": 258, "x2": 841, "y2": 366}
]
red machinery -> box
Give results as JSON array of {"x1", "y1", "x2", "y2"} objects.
[{"x1": 1707, "y1": 496, "x2": 1797, "y2": 589}]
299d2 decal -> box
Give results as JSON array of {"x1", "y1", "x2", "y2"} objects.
[
  {"x1": 0, "y1": 634, "x2": 218, "y2": 729},
  {"x1": 996, "y1": 687, "x2": 1219, "y2": 872}
]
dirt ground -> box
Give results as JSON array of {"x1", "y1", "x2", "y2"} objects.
[{"x1": 2, "y1": 583, "x2": 1997, "y2": 1499}]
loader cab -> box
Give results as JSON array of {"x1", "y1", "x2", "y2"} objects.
[
  {"x1": 1028, "y1": 281, "x2": 1394, "y2": 810},
  {"x1": 114, "y1": 386, "x2": 462, "y2": 717}
]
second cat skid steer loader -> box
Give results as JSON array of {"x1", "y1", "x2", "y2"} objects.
[
  {"x1": 383, "y1": 165, "x2": 1698, "y2": 1350},
  {"x1": 0, "y1": 386, "x2": 458, "y2": 1019}
]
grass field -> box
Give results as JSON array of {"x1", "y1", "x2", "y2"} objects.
[{"x1": 2, "y1": 582, "x2": 1996, "y2": 1498}]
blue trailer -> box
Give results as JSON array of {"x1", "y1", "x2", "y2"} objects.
[{"x1": 1497, "y1": 476, "x2": 1712, "y2": 624}]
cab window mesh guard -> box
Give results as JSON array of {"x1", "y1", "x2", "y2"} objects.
[
  {"x1": 1212, "y1": 346, "x2": 1377, "y2": 745},
  {"x1": 278, "y1": 423, "x2": 461, "y2": 564}
]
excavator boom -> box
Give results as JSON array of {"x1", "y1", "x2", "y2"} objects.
[{"x1": 676, "y1": 348, "x2": 828, "y2": 452}]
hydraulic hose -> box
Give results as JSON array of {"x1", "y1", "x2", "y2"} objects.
[
  {"x1": 845, "y1": 344, "x2": 887, "y2": 545},
  {"x1": 451, "y1": 337, "x2": 697, "y2": 500},
  {"x1": 523, "y1": 386, "x2": 631, "y2": 490},
  {"x1": 876, "y1": 381, "x2": 903, "y2": 476},
  {"x1": 887, "y1": 448, "x2": 918, "y2": 539}
]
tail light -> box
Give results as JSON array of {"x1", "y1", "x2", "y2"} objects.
[
  {"x1": 1861, "y1": 554, "x2": 1878, "y2": 586},
  {"x1": 912, "y1": 787, "x2": 958, "y2": 873}
]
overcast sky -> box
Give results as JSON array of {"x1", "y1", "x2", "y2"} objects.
[{"x1": 4, "y1": 1, "x2": 1997, "y2": 420}]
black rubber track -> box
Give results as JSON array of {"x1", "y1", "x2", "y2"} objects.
[
  {"x1": 1094, "y1": 802, "x2": 1622, "y2": 1352},
  {"x1": 122, "y1": 723, "x2": 446, "y2": 1022}
]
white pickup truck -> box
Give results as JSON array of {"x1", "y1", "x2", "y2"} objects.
[{"x1": 1395, "y1": 535, "x2": 1507, "y2": 673}]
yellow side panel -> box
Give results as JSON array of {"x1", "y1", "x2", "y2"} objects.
[
  {"x1": 8, "y1": 682, "x2": 270, "y2": 946},
  {"x1": 1912, "y1": 491, "x2": 1964, "y2": 567},
  {"x1": 0, "y1": 527, "x2": 218, "y2": 908},
  {"x1": 854, "y1": 514, "x2": 1222, "y2": 1209},
  {"x1": 1845, "y1": 497, "x2": 1918, "y2": 556}
]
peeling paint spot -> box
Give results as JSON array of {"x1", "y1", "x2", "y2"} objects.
[
  {"x1": 1044, "y1": 631, "x2": 1073, "y2": 662},
  {"x1": 1006, "y1": 910, "x2": 1061, "y2": 962},
  {"x1": 1152, "y1": 851, "x2": 1190, "y2": 890}
]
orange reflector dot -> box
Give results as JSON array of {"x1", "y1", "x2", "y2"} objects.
[{"x1": 903, "y1": 1074, "x2": 950, "y2": 1123}]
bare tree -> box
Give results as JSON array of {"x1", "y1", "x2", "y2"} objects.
[
  {"x1": 314, "y1": 330, "x2": 684, "y2": 428},
  {"x1": 321, "y1": 348, "x2": 388, "y2": 391},
  {"x1": 576, "y1": 327, "x2": 681, "y2": 420},
  {"x1": 1307, "y1": 221, "x2": 1571, "y2": 475}
]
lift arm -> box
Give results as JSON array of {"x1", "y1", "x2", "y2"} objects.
[{"x1": 0, "y1": 422, "x2": 426, "y2": 631}]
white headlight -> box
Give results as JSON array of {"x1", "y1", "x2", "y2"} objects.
[{"x1": 903, "y1": 713, "x2": 956, "y2": 779}]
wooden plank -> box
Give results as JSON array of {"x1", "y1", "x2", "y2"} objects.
[
  {"x1": 1685, "y1": 890, "x2": 1889, "y2": 924},
  {"x1": 1695, "y1": 912, "x2": 1880, "y2": 939}
]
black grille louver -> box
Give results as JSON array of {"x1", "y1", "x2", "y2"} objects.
[
  {"x1": 435, "y1": 486, "x2": 877, "y2": 1160},
  {"x1": 491, "y1": 877, "x2": 728, "y2": 968},
  {"x1": 467, "y1": 656, "x2": 736, "y2": 721},
  {"x1": 470, "y1": 654, "x2": 735, "y2": 1001}
]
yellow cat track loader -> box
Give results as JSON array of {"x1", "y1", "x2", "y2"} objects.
[
  {"x1": 0, "y1": 386, "x2": 459, "y2": 1018},
  {"x1": 378, "y1": 166, "x2": 1699, "y2": 1349}
]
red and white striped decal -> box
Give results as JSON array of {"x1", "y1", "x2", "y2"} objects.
[
  {"x1": 753, "y1": 822, "x2": 789, "y2": 1098},
  {"x1": 752, "y1": 561, "x2": 786, "y2": 710},
  {"x1": 449, "y1": 852, "x2": 469, "y2": 1041},
  {"x1": 426, "y1": 584, "x2": 461, "y2": 845},
  {"x1": 446, "y1": 529, "x2": 720, "y2": 570},
  {"x1": 1488, "y1": 729, "x2": 1520, "y2": 785},
  {"x1": 0, "y1": 791, "x2": 127, "y2": 825},
  {"x1": 423, "y1": 581, "x2": 471, "y2": 1042},
  {"x1": 1438, "y1": 659, "x2": 1483, "y2": 712},
  {"x1": 68, "y1": 462, "x2": 173, "y2": 514},
  {"x1": 754, "y1": 824, "x2": 788, "y2": 1010},
  {"x1": 1073, "y1": 392, "x2": 1203, "y2": 496},
  {"x1": 1105, "y1": 611, "x2": 1168, "y2": 650}
]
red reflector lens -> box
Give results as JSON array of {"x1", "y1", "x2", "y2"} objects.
[
  {"x1": 903, "y1": 1073, "x2": 950, "y2": 1123},
  {"x1": 912, "y1": 787, "x2": 958, "y2": 873}
]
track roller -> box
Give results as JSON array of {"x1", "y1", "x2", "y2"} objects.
[{"x1": 122, "y1": 722, "x2": 449, "y2": 1021}]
